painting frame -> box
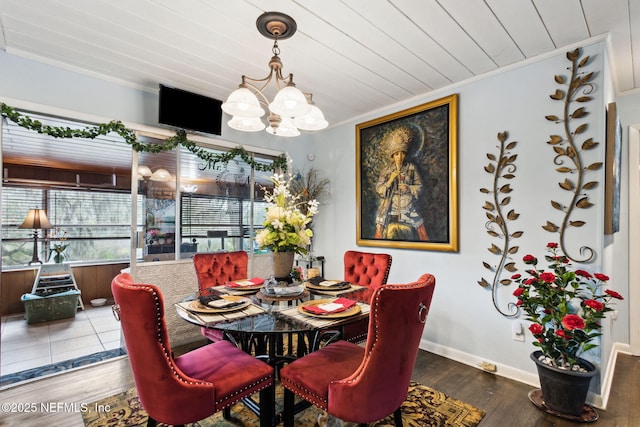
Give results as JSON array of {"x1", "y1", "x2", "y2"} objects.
[
  {"x1": 604, "y1": 102, "x2": 622, "y2": 235},
  {"x1": 356, "y1": 94, "x2": 458, "y2": 251}
]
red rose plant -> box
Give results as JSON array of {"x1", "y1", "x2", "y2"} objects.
[{"x1": 512, "y1": 242, "x2": 623, "y2": 369}]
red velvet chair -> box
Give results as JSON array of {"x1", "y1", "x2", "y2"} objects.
[
  {"x1": 342, "y1": 250, "x2": 392, "y2": 343},
  {"x1": 343, "y1": 250, "x2": 392, "y2": 290},
  {"x1": 111, "y1": 273, "x2": 274, "y2": 427},
  {"x1": 280, "y1": 274, "x2": 435, "y2": 427},
  {"x1": 193, "y1": 251, "x2": 249, "y2": 293},
  {"x1": 193, "y1": 251, "x2": 248, "y2": 342}
]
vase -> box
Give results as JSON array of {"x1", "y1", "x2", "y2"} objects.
[
  {"x1": 272, "y1": 251, "x2": 295, "y2": 279},
  {"x1": 53, "y1": 253, "x2": 65, "y2": 264},
  {"x1": 530, "y1": 351, "x2": 598, "y2": 419}
]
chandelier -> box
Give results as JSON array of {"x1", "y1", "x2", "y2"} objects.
[{"x1": 222, "y1": 12, "x2": 328, "y2": 137}]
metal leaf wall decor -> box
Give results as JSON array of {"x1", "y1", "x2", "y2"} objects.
[
  {"x1": 543, "y1": 48, "x2": 600, "y2": 263},
  {"x1": 479, "y1": 131, "x2": 521, "y2": 318}
]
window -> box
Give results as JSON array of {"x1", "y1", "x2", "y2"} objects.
[
  {"x1": 1, "y1": 109, "x2": 280, "y2": 268},
  {"x1": 176, "y1": 145, "x2": 275, "y2": 258},
  {"x1": 1, "y1": 187, "x2": 143, "y2": 267},
  {"x1": 181, "y1": 194, "x2": 270, "y2": 254}
]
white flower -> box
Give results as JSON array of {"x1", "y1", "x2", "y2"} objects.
[
  {"x1": 257, "y1": 174, "x2": 319, "y2": 255},
  {"x1": 307, "y1": 199, "x2": 319, "y2": 215}
]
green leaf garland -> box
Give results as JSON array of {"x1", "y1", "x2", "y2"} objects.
[{"x1": 0, "y1": 103, "x2": 287, "y2": 172}]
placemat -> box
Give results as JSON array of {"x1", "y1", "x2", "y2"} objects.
[
  {"x1": 279, "y1": 302, "x2": 370, "y2": 329},
  {"x1": 175, "y1": 302, "x2": 266, "y2": 326}
]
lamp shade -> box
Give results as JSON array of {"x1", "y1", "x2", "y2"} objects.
[
  {"x1": 19, "y1": 209, "x2": 53, "y2": 230},
  {"x1": 266, "y1": 116, "x2": 300, "y2": 137},
  {"x1": 150, "y1": 168, "x2": 172, "y2": 182},
  {"x1": 268, "y1": 85, "x2": 311, "y2": 117},
  {"x1": 293, "y1": 104, "x2": 329, "y2": 131},
  {"x1": 228, "y1": 115, "x2": 266, "y2": 132},
  {"x1": 222, "y1": 88, "x2": 265, "y2": 118},
  {"x1": 137, "y1": 165, "x2": 152, "y2": 177}
]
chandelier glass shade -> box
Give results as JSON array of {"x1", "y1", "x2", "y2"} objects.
[
  {"x1": 222, "y1": 12, "x2": 328, "y2": 137},
  {"x1": 227, "y1": 115, "x2": 265, "y2": 132},
  {"x1": 223, "y1": 88, "x2": 265, "y2": 118},
  {"x1": 266, "y1": 116, "x2": 300, "y2": 137}
]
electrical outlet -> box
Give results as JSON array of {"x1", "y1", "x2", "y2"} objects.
[
  {"x1": 512, "y1": 321, "x2": 525, "y2": 341},
  {"x1": 512, "y1": 329, "x2": 525, "y2": 342}
]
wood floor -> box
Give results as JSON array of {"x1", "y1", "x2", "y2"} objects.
[
  {"x1": 412, "y1": 351, "x2": 639, "y2": 427},
  {"x1": 0, "y1": 349, "x2": 638, "y2": 426}
]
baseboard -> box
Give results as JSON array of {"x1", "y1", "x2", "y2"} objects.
[
  {"x1": 599, "y1": 342, "x2": 631, "y2": 409},
  {"x1": 419, "y1": 339, "x2": 539, "y2": 387},
  {"x1": 419, "y1": 339, "x2": 631, "y2": 410}
]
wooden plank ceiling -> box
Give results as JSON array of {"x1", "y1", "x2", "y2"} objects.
[{"x1": 0, "y1": 0, "x2": 638, "y2": 171}]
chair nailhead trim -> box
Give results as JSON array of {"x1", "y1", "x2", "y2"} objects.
[
  {"x1": 281, "y1": 378, "x2": 328, "y2": 409},
  {"x1": 216, "y1": 378, "x2": 274, "y2": 408},
  {"x1": 119, "y1": 280, "x2": 273, "y2": 395},
  {"x1": 284, "y1": 278, "x2": 429, "y2": 413},
  {"x1": 144, "y1": 284, "x2": 213, "y2": 386}
]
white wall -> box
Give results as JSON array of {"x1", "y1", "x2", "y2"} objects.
[
  {"x1": 0, "y1": 39, "x2": 630, "y2": 401},
  {"x1": 613, "y1": 90, "x2": 640, "y2": 354},
  {"x1": 0, "y1": 51, "x2": 157, "y2": 126},
  {"x1": 309, "y1": 40, "x2": 627, "y2": 392}
]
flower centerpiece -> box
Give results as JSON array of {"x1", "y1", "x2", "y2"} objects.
[
  {"x1": 256, "y1": 174, "x2": 319, "y2": 278},
  {"x1": 49, "y1": 228, "x2": 69, "y2": 263},
  {"x1": 512, "y1": 242, "x2": 623, "y2": 369},
  {"x1": 256, "y1": 173, "x2": 319, "y2": 255}
]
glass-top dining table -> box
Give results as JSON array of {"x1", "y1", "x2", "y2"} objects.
[
  {"x1": 175, "y1": 283, "x2": 373, "y2": 359},
  {"x1": 175, "y1": 282, "x2": 374, "y2": 425}
]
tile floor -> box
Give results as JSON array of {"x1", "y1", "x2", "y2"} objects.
[{"x1": 0, "y1": 304, "x2": 122, "y2": 376}]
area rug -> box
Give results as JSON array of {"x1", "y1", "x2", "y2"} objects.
[
  {"x1": 0, "y1": 348, "x2": 126, "y2": 388},
  {"x1": 82, "y1": 381, "x2": 485, "y2": 427}
]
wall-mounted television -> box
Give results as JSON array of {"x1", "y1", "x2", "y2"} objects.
[{"x1": 158, "y1": 84, "x2": 223, "y2": 135}]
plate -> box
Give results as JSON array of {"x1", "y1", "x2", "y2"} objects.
[
  {"x1": 263, "y1": 285, "x2": 305, "y2": 297},
  {"x1": 187, "y1": 296, "x2": 251, "y2": 313},
  {"x1": 224, "y1": 280, "x2": 264, "y2": 292},
  {"x1": 297, "y1": 299, "x2": 362, "y2": 318},
  {"x1": 224, "y1": 287, "x2": 262, "y2": 294},
  {"x1": 304, "y1": 281, "x2": 351, "y2": 291}
]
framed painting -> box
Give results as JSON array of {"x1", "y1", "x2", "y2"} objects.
[
  {"x1": 604, "y1": 102, "x2": 622, "y2": 235},
  {"x1": 356, "y1": 94, "x2": 458, "y2": 251}
]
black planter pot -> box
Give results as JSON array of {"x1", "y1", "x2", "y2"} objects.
[{"x1": 530, "y1": 351, "x2": 598, "y2": 418}]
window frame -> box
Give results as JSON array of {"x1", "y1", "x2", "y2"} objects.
[{"x1": 1, "y1": 107, "x2": 284, "y2": 270}]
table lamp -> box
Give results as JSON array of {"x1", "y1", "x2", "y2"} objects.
[{"x1": 19, "y1": 208, "x2": 53, "y2": 265}]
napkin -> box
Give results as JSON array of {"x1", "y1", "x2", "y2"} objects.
[
  {"x1": 303, "y1": 297, "x2": 357, "y2": 314},
  {"x1": 307, "y1": 276, "x2": 326, "y2": 286},
  {"x1": 206, "y1": 298, "x2": 245, "y2": 309},
  {"x1": 198, "y1": 294, "x2": 222, "y2": 306},
  {"x1": 306, "y1": 276, "x2": 349, "y2": 288},
  {"x1": 226, "y1": 277, "x2": 265, "y2": 288},
  {"x1": 319, "y1": 280, "x2": 340, "y2": 287}
]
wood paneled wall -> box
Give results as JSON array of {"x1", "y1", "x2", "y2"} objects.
[{"x1": 1, "y1": 263, "x2": 129, "y2": 315}]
